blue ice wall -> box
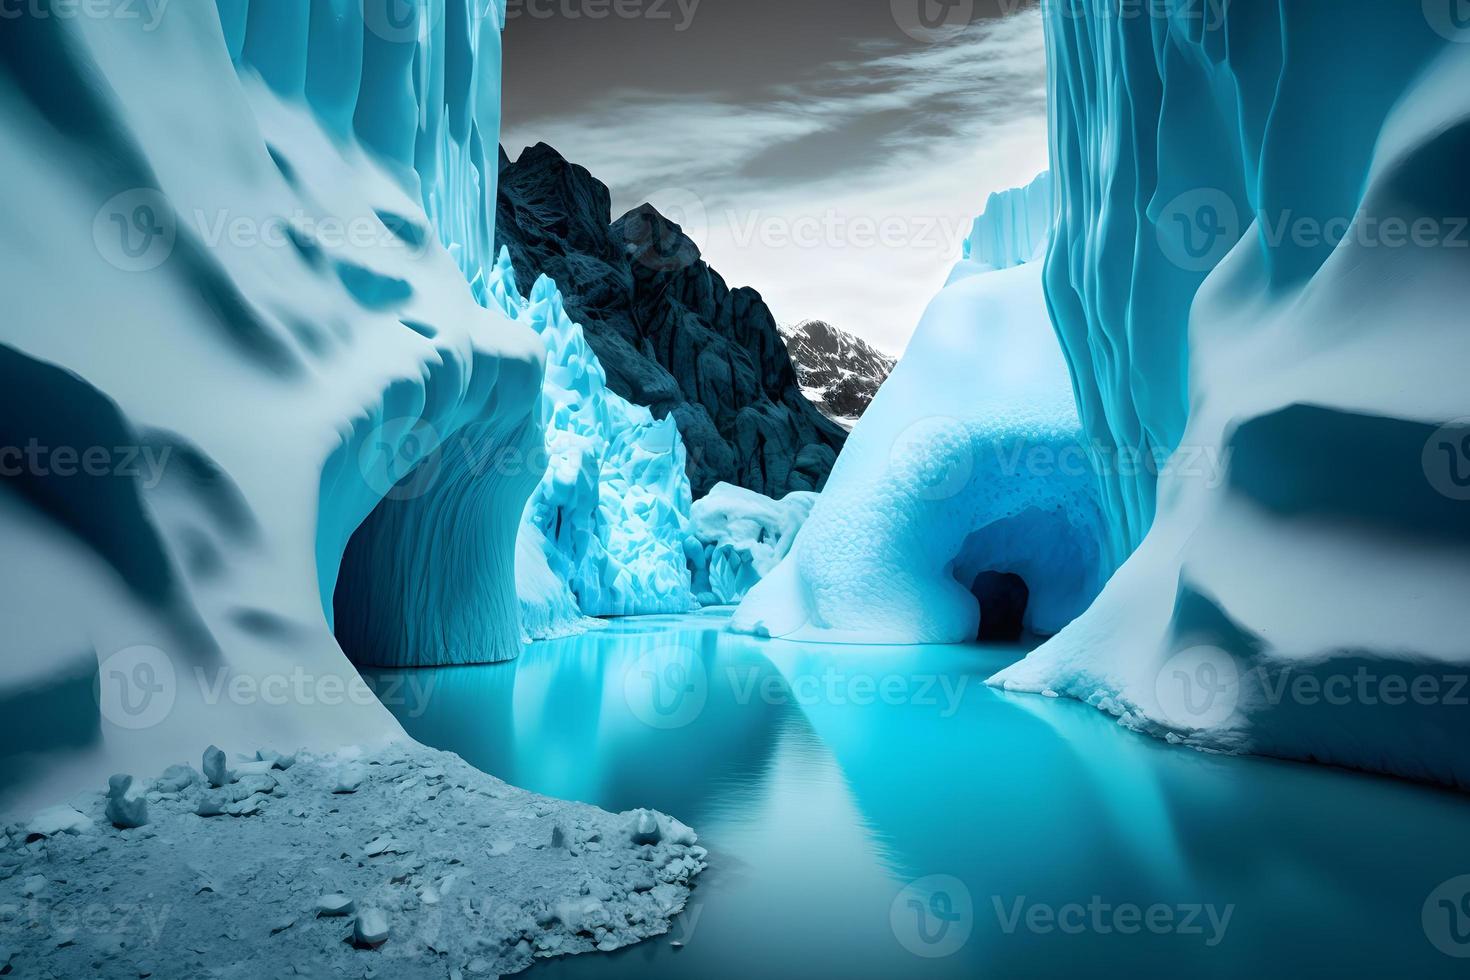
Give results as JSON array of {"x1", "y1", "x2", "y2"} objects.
[{"x1": 996, "y1": 0, "x2": 1470, "y2": 788}]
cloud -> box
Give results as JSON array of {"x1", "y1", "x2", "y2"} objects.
[{"x1": 502, "y1": 7, "x2": 1048, "y2": 355}]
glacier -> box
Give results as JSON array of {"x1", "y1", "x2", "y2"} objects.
[
  {"x1": 732, "y1": 174, "x2": 1108, "y2": 644},
  {"x1": 688, "y1": 482, "x2": 818, "y2": 606},
  {"x1": 992, "y1": 0, "x2": 1470, "y2": 789},
  {"x1": 0, "y1": 1, "x2": 706, "y2": 971},
  {"x1": 490, "y1": 251, "x2": 696, "y2": 636}
]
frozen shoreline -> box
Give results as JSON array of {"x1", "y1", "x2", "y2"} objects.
[{"x1": 1, "y1": 743, "x2": 705, "y2": 978}]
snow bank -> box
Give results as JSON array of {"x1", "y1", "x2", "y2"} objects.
[
  {"x1": 732, "y1": 176, "x2": 1107, "y2": 643},
  {"x1": 993, "y1": 0, "x2": 1470, "y2": 789},
  {"x1": 491, "y1": 253, "x2": 696, "y2": 634},
  {"x1": 688, "y1": 483, "x2": 817, "y2": 605}
]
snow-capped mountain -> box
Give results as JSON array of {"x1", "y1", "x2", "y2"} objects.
[{"x1": 779, "y1": 320, "x2": 896, "y2": 428}]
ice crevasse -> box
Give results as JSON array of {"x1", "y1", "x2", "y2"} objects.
[
  {"x1": 732, "y1": 173, "x2": 1108, "y2": 644},
  {"x1": 992, "y1": 0, "x2": 1470, "y2": 789},
  {"x1": 0, "y1": 1, "x2": 545, "y2": 807}
]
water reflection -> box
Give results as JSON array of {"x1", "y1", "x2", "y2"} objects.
[{"x1": 365, "y1": 611, "x2": 1470, "y2": 978}]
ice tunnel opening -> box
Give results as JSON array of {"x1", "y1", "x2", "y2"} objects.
[{"x1": 971, "y1": 571, "x2": 1031, "y2": 643}]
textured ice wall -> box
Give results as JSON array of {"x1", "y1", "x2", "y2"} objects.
[
  {"x1": 688, "y1": 483, "x2": 817, "y2": 606},
  {"x1": 491, "y1": 252, "x2": 696, "y2": 632},
  {"x1": 0, "y1": 0, "x2": 541, "y2": 805},
  {"x1": 732, "y1": 175, "x2": 1107, "y2": 643},
  {"x1": 959, "y1": 171, "x2": 1053, "y2": 275},
  {"x1": 993, "y1": 0, "x2": 1470, "y2": 788}
]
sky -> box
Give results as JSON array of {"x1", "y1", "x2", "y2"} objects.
[{"x1": 501, "y1": 0, "x2": 1048, "y2": 356}]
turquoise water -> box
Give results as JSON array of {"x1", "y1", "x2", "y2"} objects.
[{"x1": 365, "y1": 610, "x2": 1470, "y2": 978}]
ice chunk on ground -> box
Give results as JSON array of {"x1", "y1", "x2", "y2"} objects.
[
  {"x1": 105, "y1": 775, "x2": 148, "y2": 829},
  {"x1": 688, "y1": 483, "x2": 817, "y2": 605}
]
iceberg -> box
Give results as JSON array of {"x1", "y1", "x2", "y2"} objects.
[
  {"x1": 689, "y1": 483, "x2": 818, "y2": 606},
  {"x1": 992, "y1": 0, "x2": 1470, "y2": 789},
  {"x1": 732, "y1": 175, "x2": 1108, "y2": 643}
]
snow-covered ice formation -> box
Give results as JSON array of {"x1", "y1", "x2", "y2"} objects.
[
  {"x1": 0, "y1": 744, "x2": 704, "y2": 977},
  {"x1": 732, "y1": 174, "x2": 1108, "y2": 643},
  {"x1": 688, "y1": 483, "x2": 818, "y2": 606},
  {"x1": 489, "y1": 252, "x2": 696, "y2": 635},
  {"x1": 0, "y1": 25, "x2": 708, "y2": 953},
  {"x1": 992, "y1": 0, "x2": 1470, "y2": 789},
  {"x1": 0, "y1": 0, "x2": 553, "y2": 807}
]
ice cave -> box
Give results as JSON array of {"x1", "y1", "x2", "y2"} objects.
[{"x1": 1, "y1": 1, "x2": 1468, "y2": 977}]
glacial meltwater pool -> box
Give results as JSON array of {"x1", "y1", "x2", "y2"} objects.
[{"x1": 364, "y1": 610, "x2": 1470, "y2": 978}]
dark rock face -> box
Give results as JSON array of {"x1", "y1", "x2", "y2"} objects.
[
  {"x1": 495, "y1": 142, "x2": 846, "y2": 497},
  {"x1": 779, "y1": 319, "x2": 896, "y2": 427}
]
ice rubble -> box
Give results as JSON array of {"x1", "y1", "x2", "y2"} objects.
[
  {"x1": 732, "y1": 175, "x2": 1107, "y2": 643},
  {"x1": 688, "y1": 483, "x2": 818, "y2": 606},
  {"x1": 992, "y1": 0, "x2": 1470, "y2": 789},
  {"x1": 488, "y1": 252, "x2": 696, "y2": 636},
  {"x1": 0, "y1": 745, "x2": 704, "y2": 977}
]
